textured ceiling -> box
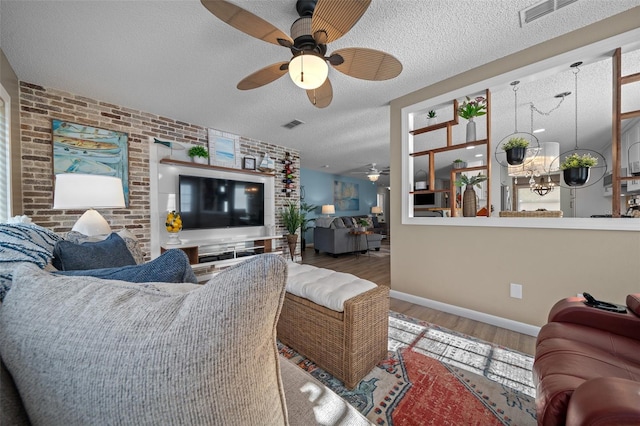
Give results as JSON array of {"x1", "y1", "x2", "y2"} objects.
[{"x1": 1, "y1": 0, "x2": 639, "y2": 187}]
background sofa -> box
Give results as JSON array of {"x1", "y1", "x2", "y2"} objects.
[
  {"x1": 534, "y1": 294, "x2": 640, "y2": 426},
  {"x1": 313, "y1": 215, "x2": 384, "y2": 257}
]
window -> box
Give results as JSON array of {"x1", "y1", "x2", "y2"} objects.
[{"x1": 0, "y1": 84, "x2": 10, "y2": 222}]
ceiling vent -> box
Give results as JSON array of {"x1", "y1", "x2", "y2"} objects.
[
  {"x1": 519, "y1": 0, "x2": 578, "y2": 27},
  {"x1": 282, "y1": 119, "x2": 305, "y2": 129}
]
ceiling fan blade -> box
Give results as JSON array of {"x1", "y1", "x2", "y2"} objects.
[
  {"x1": 331, "y1": 47, "x2": 402, "y2": 81},
  {"x1": 200, "y1": 0, "x2": 293, "y2": 47},
  {"x1": 312, "y1": 0, "x2": 371, "y2": 44},
  {"x1": 306, "y1": 78, "x2": 333, "y2": 109},
  {"x1": 237, "y1": 62, "x2": 289, "y2": 90}
]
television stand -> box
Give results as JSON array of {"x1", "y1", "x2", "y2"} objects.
[{"x1": 160, "y1": 235, "x2": 283, "y2": 270}]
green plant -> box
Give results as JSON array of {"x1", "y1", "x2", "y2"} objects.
[
  {"x1": 454, "y1": 173, "x2": 487, "y2": 188},
  {"x1": 280, "y1": 202, "x2": 303, "y2": 234},
  {"x1": 457, "y1": 96, "x2": 487, "y2": 120},
  {"x1": 453, "y1": 159, "x2": 464, "y2": 163},
  {"x1": 427, "y1": 110, "x2": 437, "y2": 118},
  {"x1": 502, "y1": 137, "x2": 530, "y2": 151},
  {"x1": 188, "y1": 145, "x2": 209, "y2": 159},
  {"x1": 299, "y1": 201, "x2": 317, "y2": 235},
  {"x1": 357, "y1": 218, "x2": 369, "y2": 228},
  {"x1": 560, "y1": 153, "x2": 598, "y2": 170}
]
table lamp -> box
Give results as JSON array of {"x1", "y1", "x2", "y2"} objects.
[
  {"x1": 53, "y1": 174, "x2": 125, "y2": 236},
  {"x1": 371, "y1": 206, "x2": 383, "y2": 215},
  {"x1": 321, "y1": 204, "x2": 335, "y2": 217}
]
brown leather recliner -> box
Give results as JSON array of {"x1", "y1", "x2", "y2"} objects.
[{"x1": 533, "y1": 294, "x2": 640, "y2": 426}]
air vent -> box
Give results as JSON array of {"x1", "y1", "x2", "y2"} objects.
[
  {"x1": 282, "y1": 119, "x2": 305, "y2": 129},
  {"x1": 519, "y1": 0, "x2": 578, "y2": 27}
]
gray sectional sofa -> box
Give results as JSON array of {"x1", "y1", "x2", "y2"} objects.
[{"x1": 313, "y1": 215, "x2": 384, "y2": 257}]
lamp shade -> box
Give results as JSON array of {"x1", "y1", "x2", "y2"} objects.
[
  {"x1": 371, "y1": 206, "x2": 383, "y2": 214},
  {"x1": 368, "y1": 173, "x2": 380, "y2": 182},
  {"x1": 53, "y1": 174, "x2": 125, "y2": 209},
  {"x1": 288, "y1": 53, "x2": 329, "y2": 90},
  {"x1": 321, "y1": 204, "x2": 335, "y2": 215}
]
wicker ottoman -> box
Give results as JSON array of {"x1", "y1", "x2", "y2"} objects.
[{"x1": 277, "y1": 285, "x2": 389, "y2": 389}]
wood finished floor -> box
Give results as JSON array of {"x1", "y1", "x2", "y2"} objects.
[{"x1": 302, "y1": 240, "x2": 536, "y2": 355}]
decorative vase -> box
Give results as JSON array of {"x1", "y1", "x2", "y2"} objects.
[
  {"x1": 466, "y1": 117, "x2": 476, "y2": 142},
  {"x1": 462, "y1": 185, "x2": 477, "y2": 217},
  {"x1": 192, "y1": 156, "x2": 208, "y2": 165},
  {"x1": 285, "y1": 234, "x2": 298, "y2": 260},
  {"x1": 505, "y1": 147, "x2": 527, "y2": 166},
  {"x1": 563, "y1": 167, "x2": 590, "y2": 186},
  {"x1": 452, "y1": 161, "x2": 467, "y2": 169},
  {"x1": 165, "y1": 210, "x2": 183, "y2": 245},
  {"x1": 427, "y1": 117, "x2": 437, "y2": 126}
]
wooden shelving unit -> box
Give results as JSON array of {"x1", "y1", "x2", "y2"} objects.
[
  {"x1": 612, "y1": 48, "x2": 640, "y2": 217},
  {"x1": 408, "y1": 91, "x2": 491, "y2": 217}
]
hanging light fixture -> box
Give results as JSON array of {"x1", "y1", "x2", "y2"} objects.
[
  {"x1": 368, "y1": 172, "x2": 380, "y2": 182},
  {"x1": 530, "y1": 176, "x2": 556, "y2": 196},
  {"x1": 288, "y1": 52, "x2": 329, "y2": 90}
]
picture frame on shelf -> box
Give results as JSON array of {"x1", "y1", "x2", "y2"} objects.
[{"x1": 243, "y1": 156, "x2": 256, "y2": 170}]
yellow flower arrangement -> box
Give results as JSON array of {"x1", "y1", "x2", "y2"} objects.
[{"x1": 165, "y1": 210, "x2": 182, "y2": 233}]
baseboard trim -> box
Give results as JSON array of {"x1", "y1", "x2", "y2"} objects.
[{"x1": 389, "y1": 290, "x2": 541, "y2": 337}]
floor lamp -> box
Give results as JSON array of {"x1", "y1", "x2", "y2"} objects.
[{"x1": 53, "y1": 174, "x2": 125, "y2": 236}]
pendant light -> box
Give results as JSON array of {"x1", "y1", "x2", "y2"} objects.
[{"x1": 558, "y1": 62, "x2": 607, "y2": 188}]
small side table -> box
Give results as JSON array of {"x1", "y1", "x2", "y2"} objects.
[{"x1": 349, "y1": 230, "x2": 372, "y2": 257}]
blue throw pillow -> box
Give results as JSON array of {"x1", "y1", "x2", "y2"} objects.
[
  {"x1": 54, "y1": 249, "x2": 197, "y2": 284},
  {"x1": 52, "y1": 233, "x2": 136, "y2": 271}
]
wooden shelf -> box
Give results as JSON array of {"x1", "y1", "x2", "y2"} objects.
[
  {"x1": 410, "y1": 139, "x2": 488, "y2": 157},
  {"x1": 410, "y1": 189, "x2": 449, "y2": 195},
  {"x1": 410, "y1": 100, "x2": 459, "y2": 135},
  {"x1": 159, "y1": 158, "x2": 275, "y2": 177}
]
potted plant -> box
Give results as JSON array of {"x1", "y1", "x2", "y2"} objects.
[
  {"x1": 452, "y1": 159, "x2": 467, "y2": 169},
  {"x1": 457, "y1": 96, "x2": 487, "y2": 142},
  {"x1": 281, "y1": 201, "x2": 303, "y2": 260},
  {"x1": 427, "y1": 110, "x2": 437, "y2": 126},
  {"x1": 357, "y1": 218, "x2": 369, "y2": 232},
  {"x1": 454, "y1": 173, "x2": 488, "y2": 217},
  {"x1": 502, "y1": 137, "x2": 530, "y2": 166},
  {"x1": 299, "y1": 201, "x2": 317, "y2": 252},
  {"x1": 560, "y1": 153, "x2": 598, "y2": 186},
  {"x1": 188, "y1": 145, "x2": 209, "y2": 164}
]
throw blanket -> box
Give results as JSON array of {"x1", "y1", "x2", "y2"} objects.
[
  {"x1": 0, "y1": 224, "x2": 62, "y2": 301},
  {"x1": 286, "y1": 262, "x2": 376, "y2": 312}
]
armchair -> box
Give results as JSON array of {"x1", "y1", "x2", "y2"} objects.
[{"x1": 533, "y1": 294, "x2": 640, "y2": 426}]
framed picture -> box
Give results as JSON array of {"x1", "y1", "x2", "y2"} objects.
[
  {"x1": 243, "y1": 156, "x2": 256, "y2": 170},
  {"x1": 334, "y1": 180, "x2": 360, "y2": 211},
  {"x1": 52, "y1": 120, "x2": 129, "y2": 206}
]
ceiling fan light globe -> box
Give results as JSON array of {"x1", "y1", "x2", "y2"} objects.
[
  {"x1": 288, "y1": 54, "x2": 329, "y2": 90},
  {"x1": 368, "y1": 173, "x2": 380, "y2": 182}
]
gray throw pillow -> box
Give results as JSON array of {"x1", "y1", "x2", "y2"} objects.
[
  {"x1": 52, "y1": 233, "x2": 136, "y2": 271},
  {"x1": 0, "y1": 254, "x2": 289, "y2": 425},
  {"x1": 54, "y1": 249, "x2": 197, "y2": 284}
]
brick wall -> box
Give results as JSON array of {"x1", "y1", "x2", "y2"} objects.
[{"x1": 19, "y1": 81, "x2": 300, "y2": 260}]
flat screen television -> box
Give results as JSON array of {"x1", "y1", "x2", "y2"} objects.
[
  {"x1": 178, "y1": 175, "x2": 265, "y2": 230},
  {"x1": 414, "y1": 193, "x2": 436, "y2": 205}
]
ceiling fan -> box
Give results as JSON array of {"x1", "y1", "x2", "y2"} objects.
[
  {"x1": 200, "y1": 0, "x2": 403, "y2": 108},
  {"x1": 352, "y1": 163, "x2": 390, "y2": 182}
]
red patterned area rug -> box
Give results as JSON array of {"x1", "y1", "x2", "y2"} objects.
[{"x1": 278, "y1": 311, "x2": 537, "y2": 426}]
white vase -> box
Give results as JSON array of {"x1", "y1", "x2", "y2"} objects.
[
  {"x1": 466, "y1": 117, "x2": 476, "y2": 142},
  {"x1": 192, "y1": 156, "x2": 208, "y2": 165},
  {"x1": 427, "y1": 118, "x2": 437, "y2": 126}
]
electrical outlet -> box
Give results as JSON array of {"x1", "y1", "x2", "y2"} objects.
[{"x1": 510, "y1": 283, "x2": 523, "y2": 299}]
